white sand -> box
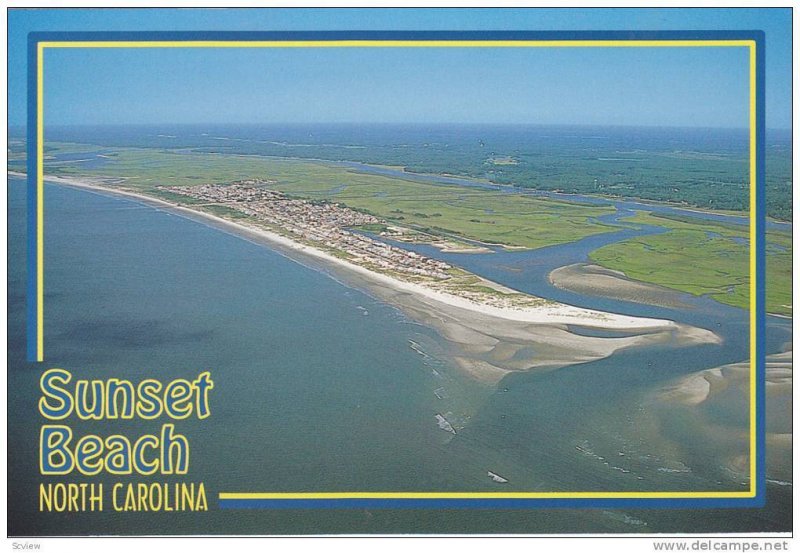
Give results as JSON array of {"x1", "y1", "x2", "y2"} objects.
[
  {"x1": 35, "y1": 173, "x2": 685, "y2": 331},
  {"x1": 27, "y1": 173, "x2": 724, "y2": 383}
]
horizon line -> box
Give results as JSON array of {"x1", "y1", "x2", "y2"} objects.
[{"x1": 9, "y1": 122, "x2": 790, "y2": 132}]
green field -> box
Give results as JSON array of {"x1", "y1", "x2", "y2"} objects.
[
  {"x1": 43, "y1": 145, "x2": 618, "y2": 250},
  {"x1": 590, "y1": 212, "x2": 792, "y2": 316}
]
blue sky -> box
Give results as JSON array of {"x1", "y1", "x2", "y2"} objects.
[{"x1": 8, "y1": 8, "x2": 792, "y2": 129}]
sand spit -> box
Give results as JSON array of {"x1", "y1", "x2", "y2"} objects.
[
  {"x1": 549, "y1": 263, "x2": 694, "y2": 310},
  {"x1": 37, "y1": 174, "x2": 721, "y2": 383},
  {"x1": 354, "y1": 275, "x2": 720, "y2": 384}
]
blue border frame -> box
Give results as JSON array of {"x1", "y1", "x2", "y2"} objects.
[
  {"x1": 27, "y1": 29, "x2": 767, "y2": 511},
  {"x1": 26, "y1": 33, "x2": 38, "y2": 363}
]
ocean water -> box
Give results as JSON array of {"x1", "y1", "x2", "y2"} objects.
[{"x1": 7, "y1": 177, "x2": 791, "y2": 534}]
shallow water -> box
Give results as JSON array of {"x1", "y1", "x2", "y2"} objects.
[{"x1": 7, "y1": 177, "x2": 792, "y2": 534}]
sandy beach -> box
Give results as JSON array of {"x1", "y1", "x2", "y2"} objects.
[
  {"x1": 28, "y1": 173, "x2": 722, "y2": 383},
  {"x1": 348, "y1": 275, "x2": 719, "y2": 383}
]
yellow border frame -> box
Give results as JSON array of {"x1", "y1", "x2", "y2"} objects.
[{"x1": 36, "y1": 39, "x2": 758, "y2": 501}]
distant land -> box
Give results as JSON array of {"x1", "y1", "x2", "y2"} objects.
[
  {"x1": 9, "y1": 123, "x2": 792, "y2": 221},
  {"x1": 8, "y1": 124, "x2": 792, "y2": 316}
]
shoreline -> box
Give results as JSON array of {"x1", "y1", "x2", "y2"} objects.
[
  {"x1": 16, "y1": 172, "x2": 723, "y2": 382},
  {"x1": 32, "y1": 172, "x2": 681, "y2": 331}
]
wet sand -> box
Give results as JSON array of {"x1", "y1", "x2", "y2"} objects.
[
  {"x1": 351, "y1": 272, "x2": 721, "y2": 384},
  {"x1": 653, "y1": 349, "x2": 792, "y2": 484},
  {"x1": 35, "y1": 173, "x2": 722, "y2": 384},
  {"x1": 549, "y1": 263, "x2": 694, "y2": 309}
]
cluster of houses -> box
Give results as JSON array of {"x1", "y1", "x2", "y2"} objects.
[{"x1": 160, "y1": 183, "x2": 453, "y2": 280}]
